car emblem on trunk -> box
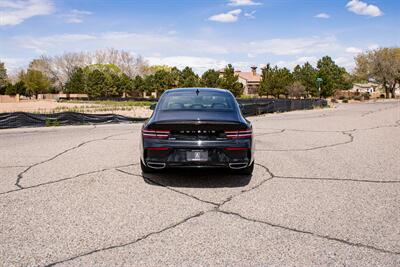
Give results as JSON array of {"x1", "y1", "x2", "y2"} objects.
[{"x1": 195, "y1": 152, "x2": 200, "y2": 160}]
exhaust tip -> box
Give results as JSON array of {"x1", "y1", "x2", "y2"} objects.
[
  {"x1": 229, "y1": 163, "x2": 248, "y2": 169},
  {"x1": 147, "y1": 162, "x2": 166, "y2": 169}
]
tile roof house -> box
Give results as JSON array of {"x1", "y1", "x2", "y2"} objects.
[{"x1": 219, "y1": 66, "x2": 261, "y2": 95}]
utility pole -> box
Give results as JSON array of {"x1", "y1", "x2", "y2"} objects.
[{"x1": 316, "y1": 77, "x2": 323, "y2": 98}]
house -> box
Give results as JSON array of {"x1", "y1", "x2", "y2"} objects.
[
  {"x1": 236, "y1": 66, "x2": 261, "y2": 95},
  {"x1": 219, "y1": 66, "x2": 261, "y2": 95},
  {"x1": 350, "y1": 82, "x2": 380, "y2": 94}
]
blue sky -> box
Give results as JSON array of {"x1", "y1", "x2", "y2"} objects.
[{"x1": 0, "y1": 0, "x2": 399, "y2": 73}]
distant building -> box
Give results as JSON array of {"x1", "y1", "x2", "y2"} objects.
[
  {"x1": 350, "y1": 82, "x2": 380, "y2": 94},
  {"x1": 219, "y1": 66, "x2": 261, "y2": 95}
]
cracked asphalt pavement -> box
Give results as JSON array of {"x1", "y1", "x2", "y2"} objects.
[{"x1": 1, "y1": 100, "x2": 399, "y2": 266}]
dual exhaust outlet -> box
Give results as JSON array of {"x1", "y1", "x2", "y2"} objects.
[{"x1": 146, "y1": 162, "x2": 248, "y2": 170}]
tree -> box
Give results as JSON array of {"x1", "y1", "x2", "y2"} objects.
[
  {"x1": 14, "y1": 81, "x2": 27, "y2": 96},
  {"x1": 219, "y1": 64, "x2": 243, "y2": 97},
  {"x1": 354, "y1": 47, "x2": 400, "y2": 98},
  {"x1": 293, "y1": 62, "x2": 318, "y2": 97},
  {"x1": 201, "y1": 69, "x2": 220, "y2": 88},
  {"x1": 37, "y1": 49, "x2": 149, "y2": 91},
  {"x1": 258, "y1": 64, "x2": 292, "y2": 98},
  {"x1": 4, "y1": 83, "x2": 16, "y2": 95},
  {"x1": 316, "y1": 56, "x2": 352, "y2": 97},
  {"x1": 118, "y1": 73, "x2": 133, "y2": 97},
  {"x1": 64, "y1": 67, "x2": 86, "y2": 94},
  {"x1": 179, "y1": 67, "x2": 200, "y2": 87},
  {"x1": 20, "y1": 69, "x2": 51, "y2": 98},
  {"x1": 85, "y1": 69, "x2": 107, "y2": 98},
  {"x1": 258, "y1": 64, "x2": 274, "y2": 97},
  {"x1": 275, "y1": 67, "x2": 293, "y2": 98},
  {"x1": 131, "y1": 75, "x2": 145, "y2": 96},
  {"x1": 287, "y1": 81, "x2": 305, "y2": 98},
  {"x1": 0, "y1": 62, "x2": 8, "y2": 94}
]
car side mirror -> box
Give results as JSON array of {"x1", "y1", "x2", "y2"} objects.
[{"x1": 150, "y1": 103, "x2": 157, "y2": 110}]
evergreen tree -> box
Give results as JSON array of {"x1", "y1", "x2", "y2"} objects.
[
  {"x1": 259, "y1": 65, "x2": 292, "y2": 98},
  {"x1": 86, "y1": 69, "x2": 107, "y2": 98},
  {"x1": 316, "y1": 56, "x2": 351, "y2": 97},
  {"x1": 14, "y1": 81, "x2": 27, "y2": 96},
  {"x1": 258, "y1": 64, "x2": 274, "y2": 97},
  {"x1": 201, "y1": 69, "x2": 220, "y2": 88},
  {"x1": 118, "y1": 73, "x2": 133, "y2": 97},
  {"x1": 5, "y1": 83, "x2": 16, "y2": 95},
  {"x1": 219, "y1": 64, "x2": 243, "y2": 97},
  {"x1": 179, "y1": 67, "x2": 200, "y2": 87},
  {"x1": 293, "y1": 62, "x2": 318, "y2": 97},
  {"x1": 64, "y1": 67, "x2": 86, "y2": 94},
  {"x1": 131, "y1": 75, "x2": 145, "y2": 96},
  {"x1": 0, "y1": 62, "x2": 8, "y2": 94}
]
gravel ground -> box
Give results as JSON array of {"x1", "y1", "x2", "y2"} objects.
[{"x1": 0, "y1": 100, "x2": 399, "y2": 266}]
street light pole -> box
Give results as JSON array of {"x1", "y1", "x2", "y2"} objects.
[{"x1": 316, "y1": 77, "x2": 323, "y2": 99}]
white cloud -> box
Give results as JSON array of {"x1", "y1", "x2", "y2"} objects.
[
  {"x1": 334, "y1": 56, "x2": 356, "y2": 69},
  {"x1": 346, "y1": 0, "x2": 383, "y2": 17},
  {"x1": 146, "y1": 56, "x2": 228, "y2": 73},
  {"x1": 367, "y1": 44, "x2": 379, "y2": 50},
  {"x1": 315, "y1": 13, "x2": 330, "y2": 19},
  {"x1": 274, "y1": 56, "x2": 318, "y2": 70},
  {"x1": 241, "y1": 36, "x2": 340, "y2": 56},
  {"x1": 244, "y1": 10, "x2": 256, "y2": 19},
  {"x1": 62, "y1": 9, "x2": 92, "y2": 24},
  {"x1": 5, "y1": 31, "x2": 361, "y2": 71},
  {"x1": 0, "y1": 0, "x2": 54, "y2": 26},
  {"x1": 228, "y1": 0, "x2": 261, "y2": 6},
  {"x1": 12, "y1": 31, "x2": 229, "y2": 55},
  {"x1": 345, "y1": 46, "x2": 362, "y2": 54},
  {"x1": 208, "y1": 9, "x2": 242, "y2": 23}
]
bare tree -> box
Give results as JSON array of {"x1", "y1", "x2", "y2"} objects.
[
  {"x1": 287, "y1": 81, "x2": 305, "y2": 99},
  {"x1": 34, "y1": 49, "x2": 148, "y2": 91},
  {"x1": 354, "y1": 47, "x2": 400, "y2": 98}
]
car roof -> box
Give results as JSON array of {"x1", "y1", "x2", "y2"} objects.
[{"x1": 163, "y1": 88, "x2": 230, "y2": 94}]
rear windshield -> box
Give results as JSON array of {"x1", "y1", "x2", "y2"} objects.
[{"x1": 158, "y1": 91, "x2": 235, "y2": 111}]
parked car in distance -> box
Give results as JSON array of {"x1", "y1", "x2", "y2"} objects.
[{"x1": 140, "y1": 88, "x2": 254, "y2": 174}]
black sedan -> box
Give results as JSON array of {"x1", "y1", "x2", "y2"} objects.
[{"x1": 140, "y1": 88, "x2": 254, "y2": 174}]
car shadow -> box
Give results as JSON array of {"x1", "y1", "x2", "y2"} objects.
[{"x1": 142, "y1": 168, "x2": 252, "y2": 188}]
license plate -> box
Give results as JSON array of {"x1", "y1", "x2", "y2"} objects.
[{"x1": 186, "y1": 150, "x2": 208, "y2": 161}]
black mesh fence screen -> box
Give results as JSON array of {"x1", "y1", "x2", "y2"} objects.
[{"x1": 0, "y1": 99, "x2": 327, "y2": 129}]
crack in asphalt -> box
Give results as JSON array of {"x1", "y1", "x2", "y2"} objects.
[
  {"x1": 217, "y1": 210, "x2": 400, "y2": 256},
  {"x1": 13, "y1": 131, "x2": 133, "y2": 190},
  {"x1": 257, "y1": 131, "x2": 354, "y2": 152},
  {"x1": 274, "y1": 175, "x2": 400, "y2": 184},
  {"x1": 254, "y1": 129, "x2": 285, "y2": 137},
  {"x1": 4, "y1": 104, "x2": 400, "y2": 265},
  {"x1": 361, "y1": 103, "x2": 400, "y2": 117},
  {"x1": 43, "y1": 159, "x2": 399, "y2": 266},
  {"x1": 43, "y1": 210, "x2": 208, "y2": 267},
  {"x1": 0, "y1": 164, "x2": 137, "y2": 196},
  {"x1": 115, "y1": 168, "x2": 220, "y2": 206},
  {"x1": 43, "y1": 162, "x2": 275, "y2": 266}
]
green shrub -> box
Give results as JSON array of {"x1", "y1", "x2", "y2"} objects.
[
  {"x1": 342, "y1": 99, "x2": 348, "y2": 103},
  {"x1": 45, "y1": 118, "x2": 61, "y2": 127}
]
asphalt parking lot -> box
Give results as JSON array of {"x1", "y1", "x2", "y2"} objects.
[{"x1": 1, "y1": 100, "x2": 399, "y2": 266}]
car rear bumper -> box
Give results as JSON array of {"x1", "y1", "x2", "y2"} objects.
[{"x1": 142, "y1": 139, "x2": 253, "y2": 169}]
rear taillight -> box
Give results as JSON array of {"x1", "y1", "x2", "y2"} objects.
[
  {"x1": 142, "y1": 129, "x2": 170, "y2": 139},
  {"x1": 224, "y1": 129, "x2": 252, "y2": 139}
]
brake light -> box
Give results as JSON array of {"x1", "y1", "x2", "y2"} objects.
[
  {"x1": 146, "y1": 147, "x2": 170, "y2": 151},
  {"x1": 142, "y1": 129, "x2": 170, "y2": 139},
  {"x1": 224, "y1": 129, "x2": 252, "y2": 139},
  {"x1": 224, "y1": 147, "x2": 249, "y2": 151}
]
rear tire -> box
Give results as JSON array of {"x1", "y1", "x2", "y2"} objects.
[
  {"x1": 140, "y1": 160, "x2": 156, "y2": 173},
  {"x1": 235, "y1": 162, "x2": 254, "y2": 175}
]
